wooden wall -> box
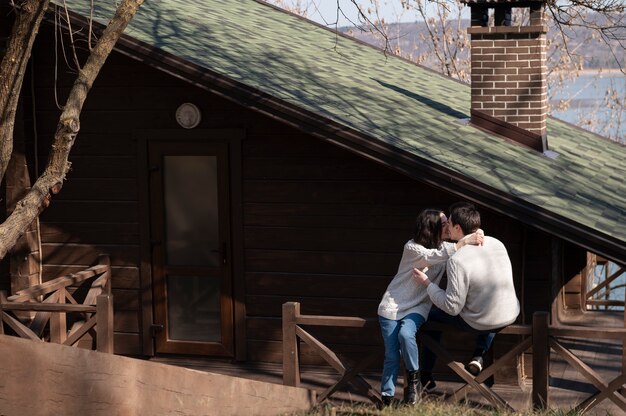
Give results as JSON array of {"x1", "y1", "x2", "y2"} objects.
[
  {"x1": 19, "y1": 19, "x2": 563, "y2": 372},
  {"x1": 243, "y1": 124, "x2": 453, "y2": 363},
  {"x1": 29, "y1": 24, "x2": 190, "y2": 354},
  {"x1": 241, "y1": 125, "x2": 532, "y2": 365}
]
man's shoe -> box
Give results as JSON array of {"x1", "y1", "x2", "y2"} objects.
[
  {"x1": 420, "y1": 371, "x2": 437, "y2": 392},
  {"x1": 467, "y1": 356, "x2": 484, "y2": 376},
  {"x1": 381, "y1": 395, "x2": 395, "y2": 407}
]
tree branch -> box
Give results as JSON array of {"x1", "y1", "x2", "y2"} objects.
[{"x1": 0, "y1": 0, "x2": 145, "y2": 259}]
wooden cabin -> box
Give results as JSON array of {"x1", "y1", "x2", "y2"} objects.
[{"x1": 2, "y1": 0, "x2": 626, "y2": 389}]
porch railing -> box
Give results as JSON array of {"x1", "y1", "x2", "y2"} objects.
[
  {"x1": 0, "y1": 254, "x2": 114, "y2": 353},
  {"x1": 282, "y1": 302, "x2": 381, "y2": 405},
  {"x1": 282, "y1": 302, "x2": 626, "y2": 414}
]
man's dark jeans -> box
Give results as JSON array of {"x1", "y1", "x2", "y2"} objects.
[{"x1": 421, "y1": 307, "x2": 496, "y2": 373}]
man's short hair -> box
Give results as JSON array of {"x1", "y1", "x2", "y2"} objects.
[{"x1": 449, "y1": 202, "x2": 481, "y2": 235}]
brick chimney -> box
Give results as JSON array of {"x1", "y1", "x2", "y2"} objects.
[{"x1": 462, "y1": 0, "x2": 548, "y2": 152}]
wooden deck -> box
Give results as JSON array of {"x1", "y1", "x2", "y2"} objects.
[{"x1": 152, "y1": 311, "x2": 625, "y2": 415}]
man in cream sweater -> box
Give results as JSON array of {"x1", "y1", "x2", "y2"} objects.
[{"x1": 413, "y1": 202, "x2": 520, "y2": 388}]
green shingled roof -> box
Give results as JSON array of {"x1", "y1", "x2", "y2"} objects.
[{"x1": 64, "y1": 0, "x2": 626, "y2": 257}]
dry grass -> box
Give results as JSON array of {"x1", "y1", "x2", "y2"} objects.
[{"x1": 288, "y1": 401, "x2": 584, "y2": 416}]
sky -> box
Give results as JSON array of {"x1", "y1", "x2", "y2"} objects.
[{"x1": 284, "y1": 0, "x2": 419, "y2": 27}]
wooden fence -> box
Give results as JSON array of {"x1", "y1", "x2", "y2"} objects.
[
  {"x1": 0, "y1": 254, "x2": 113, "y2": 353},
  {"x1": 282, "y1": 302, "x2": 626, "y2": 413}
]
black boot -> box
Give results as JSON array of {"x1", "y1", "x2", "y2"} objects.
[
  {"x1": 404, "y1": 370, "x2": 422, "y2": 405},
  {"x1": 380, "y1": 395, "x2": 395, "y2": 408}
]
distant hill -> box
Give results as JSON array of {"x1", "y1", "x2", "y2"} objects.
[{"x1": 339, "y1": 18, "x2": 624, "y2": 70}]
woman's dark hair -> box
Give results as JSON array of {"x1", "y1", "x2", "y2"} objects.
[{"x1": 412, "y1": 209, "x2": 444, "y2": 249}]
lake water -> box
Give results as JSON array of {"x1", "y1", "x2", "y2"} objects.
[{"x1": 550, "y1": 71, "x2": 626, "y2": 142}]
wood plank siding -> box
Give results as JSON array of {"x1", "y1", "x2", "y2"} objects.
[{"x1": 9, "y1": 21, "x2": 581, "y2": 373}]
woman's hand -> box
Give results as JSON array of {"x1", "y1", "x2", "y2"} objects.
[
  {"x1": 412, "y1": 267, "x2": 430, "y2": 287},
  {"x1": 459, "y1": 228, "x2": 484, "y2": 247}
]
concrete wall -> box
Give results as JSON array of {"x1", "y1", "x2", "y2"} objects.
[{"x1": 0, "y1": 335, "x2": 314, "y2": 415}]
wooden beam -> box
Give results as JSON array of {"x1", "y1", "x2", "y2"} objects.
[
  {"x1": 532, "y1": 312, "x2": 549, "y2": 410},
  {"x1": 575, "y1": 374, "x2": 626, "y2": 413},
  {"x1": 551, "y1": 338, "x2": 626, "y2": 412},
  {"x1": 0, "y1": 303, "x2": 96, "y2": 313},
  {"x1": 423, "y1": 321, "x2": 531, "y2": 336},
  {"x1": 296, "y1": 315, "x2": 371, "y2": 328},
  {"x1": 63, "y1": 315, "x2": 97, "y2": 347},
  {"x1": 451, "y1": 336, "x2": 532, "y2": 401},
  {"x1": 9, "y1": 264, "x2": 108, "y2": 302},
  {"x1": 316, "y1": 353, "x2": 379, "y2": 404},
  {"x1": 28, "y1": 291, "x2": 61, "y2": 337},
  {"x1": 295, "y1": 326, "x2": 345, "y2": 374},
  {"x1": 282, "y1": 302, "x2": 300, "y2": 387},
  {"x1": 419, "y1": 332, "x2": 512, "y2": 410},
  {"x1": 1, "y1": 313, "x2": 41, "y2": 341},
  {"x1": 96, "y1": 294, "x2": 114, "y2": 353},
  {"x1": 550, "y1": 325, "x2": 626, "y2": 340},
  {"x1": 586, "y1": 300, "x2": 624, "y2": 307},
  {"x1": 49, "y1": 289, "x2": 67, "y2": 344}
]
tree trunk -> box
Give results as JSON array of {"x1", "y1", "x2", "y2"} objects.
[
  {"x1": 0, "y1": 0, "x2": 51, "y2": 184},
  {"x1": 0, "y1": 0, "x2": 144, "y2": 259},
  {"x1": 6, "y1": 102, "x2": 41, "y2": 296}
]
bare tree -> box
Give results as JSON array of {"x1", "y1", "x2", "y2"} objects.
[
  {"x1": 0, "y1": 0, "x2": 144, "y2": 261},
  {"x1": 267, "y1": 0, "x2": 625, "y2": 142},
  {"x1": 549, "y1": 0, "x2": 626, "y2": 72}
]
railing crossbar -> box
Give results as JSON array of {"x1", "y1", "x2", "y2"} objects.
[
  {"x1": 295, "y1": 326, "x2": 345, "y2": 374},
  {"x1": 550, "y1": 326, "x2": 626, "y2": 339},
  {"x1": 296, "y1": 315, "x2": 371, "y2": 328},
  {"x1": 550, "y1": 338, "x2": 626, "y2": 413},
  {"x1": 575, "y1": 373, "x2": 626, "y2": 413},
  {"x1": 450, "y1": 336, "x2": 533, "y2": 401}
]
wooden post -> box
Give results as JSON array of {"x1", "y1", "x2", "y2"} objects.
[
  {"x1": 282, "y1": 302, "x2": 300, "y2": 387},
  {"x1": 50, "y1": 289, "x2": 67, "y2": 344},
  {"x1": 532, "y1": 311, "x2": 549, "y2": 409},
  {"x1": 96, "y1": 294, "x2": 114, "y2": 353},
  {"x1": 97, "y1": 254, "x2": 112, "y2": 294},
  {"x1": 0, "y1": 290, "x2": 5, "y2": 335}
]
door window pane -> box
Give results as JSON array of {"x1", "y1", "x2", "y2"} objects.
[
  {"x1": 167, "y1": 275, "x2": 221, "y2": 342},
  {"x1": 163, "y1": 156, "x2": 220, "y2": 266}
]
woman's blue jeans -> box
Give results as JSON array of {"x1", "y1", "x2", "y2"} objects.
[{"x1": 379, "y1": 313, "x2": 426, "y2": 397}]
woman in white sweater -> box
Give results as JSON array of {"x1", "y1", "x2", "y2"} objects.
[{"x1": 377, "y1": 209, "x2": 483, "y2": 406}]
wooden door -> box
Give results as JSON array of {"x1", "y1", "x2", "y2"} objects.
[{"x1": 149, "y1": 141, "x2": 233, "y2": 356}]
